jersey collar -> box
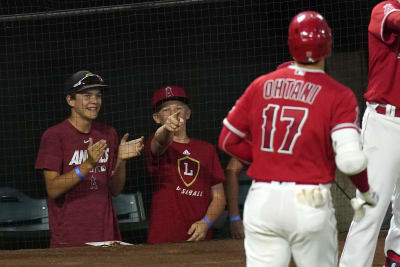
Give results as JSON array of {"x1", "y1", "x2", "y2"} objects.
[{"x1": 288, "y1": 64, "x2": 325, "y2": 74}]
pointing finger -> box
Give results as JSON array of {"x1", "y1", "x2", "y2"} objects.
[{"x1": 172, "y1": 111, "x2": 181, "y2": 119}]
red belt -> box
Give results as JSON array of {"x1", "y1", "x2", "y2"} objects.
[{"x1": 375, "y1": 105, "x2": 400, "y2": 117}]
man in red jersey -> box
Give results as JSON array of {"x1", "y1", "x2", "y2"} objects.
[
  {"x1": 340, "y1": 1, "x2": 400, "y2": 266},
  {"x1": 35, "y1": 71, "x2": 144, "y2": 247},
  {"x1": 145, "y1": 85, "x2": 226, "y2": 243},
  {"x1": 219, "y1": 11, "x2": 378, "y2": 267}
]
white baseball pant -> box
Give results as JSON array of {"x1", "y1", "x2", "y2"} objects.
[
  {"x1": 340, "y1": 103, "x2": 400, "y2": 267},
  {"x1": 243, "y1": 181, "x2": 337, "y2": 267}
]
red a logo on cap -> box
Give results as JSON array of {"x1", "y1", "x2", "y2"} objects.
[{"x1": 165, "y1": 86, "x2": 174, "y2": 98}]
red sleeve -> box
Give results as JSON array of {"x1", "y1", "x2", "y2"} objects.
[
  {"x1": 369, "y1": 2, "x2": 400, "y2": 44},
  {"x1": 348, "y1": 170, "x2": 370, "y2": 193},
  {"x1": 35, "y1": 129, "x2": 63, "y2": 173},
  {"x1": 387, "y1": 9, "x2": 400, "y2": 32},
  {"x1": 219, "y1": 126, "x2": 252, "y2": 164},
  {"x1": 331, "y1": 88, "x2": 360, "y2": 133}
]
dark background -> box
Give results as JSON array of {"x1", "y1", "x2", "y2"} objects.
[{"x1": 0, "y1": 0, "x2": 380, "y2": 245}]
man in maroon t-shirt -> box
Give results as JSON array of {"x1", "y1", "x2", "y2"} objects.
[
  {"x1": 35, "y1": 70, "x2": 144, "y2": 247},
  {"x1": 145, "y1": 85, "x2": 226, "y2": 243},
  {"x1": 218, "y1": 11, "x2": 378, "y2": 267},
  {"x1": 340, "y1": 1, "x2": 400, "y2": 266}
]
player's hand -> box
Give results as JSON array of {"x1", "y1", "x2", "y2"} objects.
[
  {"x1": 118, "y1": 134, "x2": 144, "y2": 160},
  {"x1": 164, "y1": 111, "x2": 184, "y2": 132},
  {"x1": 360, "y1": 188, "x2": 379, "y2": 207},
  {"x1": 351, "y1": 188, "x2": 379, "y2": 222},
  {"x1": 87, "y1": 138, "x2": 107, "y2": 168},
  {"x1": 186, "y1": 219, "x2": 209, "y2": 242},
  {"x1": 230, "y1": 220, "x2": 245, "y2": 239}
]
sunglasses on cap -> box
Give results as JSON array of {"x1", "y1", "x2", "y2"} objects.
[{"x1": 73, "y1": 73, "x2": 104, "y2": 89}]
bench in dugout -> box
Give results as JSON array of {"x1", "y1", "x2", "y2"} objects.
[{"x1": 0, "y1": 187, "x2": 147, "y2": 246}]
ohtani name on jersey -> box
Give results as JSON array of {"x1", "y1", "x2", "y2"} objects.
[
  {"x1": 68, "y1": 148, "x2": 109, "y2": 165},
  {"x1": 263, "y1": 79, "x2": 321, "y2": 104},
  {"x1": 176, "y1": 186, "x2": 203, "y2": 197}
]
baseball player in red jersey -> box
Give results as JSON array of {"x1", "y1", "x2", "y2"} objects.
[
  {"x1": 35, "y1": 71, "x2": 144, "y2": 247},
  {"x1": 340, "y1": 1, "x2": 400, "y2": 266},
  {"x1": 145, "y1": 85, "x2": 226, "y2": 243},
  {"x1": 218, "y1": 11, "x2": 378, "y2": 267}
]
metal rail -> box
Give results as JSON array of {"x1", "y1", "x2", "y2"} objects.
[{"x1": 0, "y1": 0, "x2": 233, "y2": 22}]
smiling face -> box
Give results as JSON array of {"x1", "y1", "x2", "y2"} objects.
[{"x1": 67, "y1": 88, "x2": 102, "y2": 122}]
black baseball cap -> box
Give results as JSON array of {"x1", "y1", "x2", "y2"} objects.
[{"x1": 64, "y1": 70, "x2": 109, "y2": 95}]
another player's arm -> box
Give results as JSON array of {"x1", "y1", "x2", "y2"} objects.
[
  {"x1": 151, "y1": 111, "x2": 183, "y2": 156},
  {"x1": 386, "y1": 10, "x2": 400, "y2": 32},
  {"x1": 332, "y1": 128, "x2": 378, "y2": 206},
  {"x1": 218, "y1": 124, "x2": 252, "y2": 164},
  {"x1": 224, "y1": 157, "x2": 245, "y2": 239},
  {"x1": 187, "y1": 183, "x2": 226, "y2": 242},
  {"x1": 109, "y1": 134, "x2": 144, "y2": 196},
  {"x1": 44, "y1": 138, "x2": 107, "y2": 199}
]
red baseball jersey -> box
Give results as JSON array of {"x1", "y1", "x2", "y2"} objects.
[
  {"x1": 35, "y1": 120, "x2": 121, "y2": 247},
  {"x1": 224, "y1": 64, "x2": 360, "y2": 184},
  {"x1": 145, "y1": 136, "x2": 225, "y2": 243},
  {"x1": 364, "y1": 1, "x2": 400, "y2": 107}
]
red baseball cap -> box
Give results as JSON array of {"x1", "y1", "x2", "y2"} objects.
[{"x1": 151, "y1": 85, "x2": 189, "y2": 108}]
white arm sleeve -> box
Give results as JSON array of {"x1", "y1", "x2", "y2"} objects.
[{"x1": 331, "y1": 128, "x2": 367, "y2": 175}]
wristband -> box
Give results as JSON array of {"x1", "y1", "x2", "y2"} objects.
[
  {"x1": 202, "y1": 217, "x2": 212, "y2": 228},
  {"x1": 74, "y1": 166, "x2": 84, "y2": 180},
  {"x1": 229, "y1": 216, "x2": 241, "y2": 223}
]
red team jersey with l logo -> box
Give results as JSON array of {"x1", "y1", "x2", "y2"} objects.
[
  {"x1": 145, "y1": 136, "x2": 225, "y2": 243},
  {"x1": 224, "y1": 65, "x2": 360, "y2": 184},
  {"x1": 364, "y1": 1, "x2": 400, "y2": 107}
]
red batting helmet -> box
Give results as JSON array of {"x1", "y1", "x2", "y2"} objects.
[{"x1": 288, "y1": 11, "x2": 332, "y2": 63}]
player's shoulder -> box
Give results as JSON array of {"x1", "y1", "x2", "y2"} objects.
[
  {"x1": 247, "y1": 70, "x2": 282, "y2": 90},
  {"x1": 41, "y1": 120, "x2": 70, "y2": 137},
  {"x1": 372, "y1": 1, "x2": 397, "y2": 16},
  {"x1": 320, "y1": 75, "x2": 357, "y2": 106},
  {"x1": 323, "y1": 74, "x2": 345, "y2": 87},
  {"x1": 321, "y1": 74, "x2": 352, "y2": 93}
]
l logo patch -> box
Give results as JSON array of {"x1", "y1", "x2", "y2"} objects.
[{"x1": 177, "y1": 156, "x2": 200, "y2": 187}]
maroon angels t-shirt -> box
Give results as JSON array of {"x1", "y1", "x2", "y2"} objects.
[
  {"x1": 35, "y1": 120, "x2": 121, "y2": 247},
  {"x1": 145, "y1": 136, "x2": 225, "y2": 243}
]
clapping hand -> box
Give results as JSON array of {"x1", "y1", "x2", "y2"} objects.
[
  {"x1": 87, "y1": 138, "x2": 107, "y2": 168},
  {"x1": 118, "y1": 134, "x2": 144, "y2": 160}
]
